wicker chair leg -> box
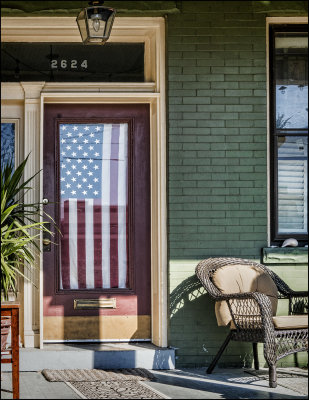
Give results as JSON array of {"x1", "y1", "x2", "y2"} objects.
[
  {"x1": 252, "y1": 342, "x2": 259, "y2": 370},
  {"x1": 207, "y1": 331, "x2": 232, "y2": 374},
  {"x1": 269, "y1": 364, "x2": 277, "y2": 388}
]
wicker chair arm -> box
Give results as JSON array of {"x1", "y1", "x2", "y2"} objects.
[
  {"x1": 288, "y1": 290, "x2": 308, "y2": 297},
  {"x1": 217, "y1": 292, "x2": 274, "y2": 333}
]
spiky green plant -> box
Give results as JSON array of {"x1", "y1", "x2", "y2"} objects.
[{"x1": 1, "y1": 156, "x2": 53, "y2": 300}]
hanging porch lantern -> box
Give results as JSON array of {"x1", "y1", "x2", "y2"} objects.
[{"x1": 76, "y1": 0, "x2": 116, "y2": 44}]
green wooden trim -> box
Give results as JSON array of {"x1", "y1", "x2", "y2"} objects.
[
  {"x1": 1, "y1": 1, "x2": 180, "y2": 17},
  {"x1": 263, "y1": 247, "x2": 308, "y2": 264}
]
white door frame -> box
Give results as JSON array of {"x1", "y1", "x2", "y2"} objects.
[{"x1": 1, "y1": 17, "x2": 168, "y2": 348}]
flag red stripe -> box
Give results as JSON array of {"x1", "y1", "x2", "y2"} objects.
[
  {"x1": 93, "y1": 201, "x2": 103, "y2": 288},
  {"x1": 77, "y1": 200, "x2": 86, "y2": 289},
  {"x1": 126, "y1": 206, "x2": 129, "y2": 288},
  {"x1": 61, "y1": 200, "x2": 71, "y2": 289},
  {"x1": 110, "y1": 125, "x2": 120, "y2": 288}
]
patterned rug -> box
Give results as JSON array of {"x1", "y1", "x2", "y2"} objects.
[
  {"x1": 42, "y1": 368, "x2": 155, "y2": 382},
  {"x1": 42, "y1": 369, "x2": 168, "y2": 399},
  {"x1": 66, "y1": 381, "x2": 167, "y2": 399}
]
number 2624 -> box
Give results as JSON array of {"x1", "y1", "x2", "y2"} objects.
[{"x1": 51, "y1": 59, "x2": 88, "y2": 69}]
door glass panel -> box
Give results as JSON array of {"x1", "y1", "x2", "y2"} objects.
[
  {"x1": 277, "y1": 136, "x2": 308, "y2": 233},
  {"x1": 59, "y1": 123, "x2": 129, "y2": 290},
  {"x1": 1, "y1": 122, "x2": 15, "y2": 167}
]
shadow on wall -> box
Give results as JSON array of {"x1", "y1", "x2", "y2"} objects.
[{"x1": 169, "y1": 275, "x2": 254, "y2": 368}]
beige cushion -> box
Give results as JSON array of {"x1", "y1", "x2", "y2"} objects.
[
  {"x1": 213, "y1": 264, "x2": 278, "y2": 326},
  {"x1": 272, "y1": 315, "x2": 308, "y2": 330}
]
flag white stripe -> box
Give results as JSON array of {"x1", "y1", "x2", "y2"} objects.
[
  {"x1": 69, "y1": 198, "x2": 78, "y2": 289},
  {"x1": 118, "y1": 124, "x2": 128, "y2": 288},
  {"x1": 85, "y1": 198, "x2": 94, "y2": 288},
  {"x1": 101, "y1": 125, "x2": 112, "y2": 288}
]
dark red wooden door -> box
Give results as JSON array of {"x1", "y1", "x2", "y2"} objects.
[{"x1": 43, "y1": 104, "x2": 151, "y2": 341}]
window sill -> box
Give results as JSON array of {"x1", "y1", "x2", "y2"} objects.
[{"x1": 263, "y1": 247, "x2": 308, "y2": 264}]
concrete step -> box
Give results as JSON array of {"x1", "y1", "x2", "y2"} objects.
[{"x1": 2, "y1": 342, "x2": 175, "y2": 372}]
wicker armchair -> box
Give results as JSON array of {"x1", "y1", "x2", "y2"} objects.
[{"x1": 195, "y1": 257, "x2": 308, "y2": 388}]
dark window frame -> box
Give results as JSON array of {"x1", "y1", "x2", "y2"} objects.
[{"x1": 269, "y1": 24, "x2": 308, "y2": 245}]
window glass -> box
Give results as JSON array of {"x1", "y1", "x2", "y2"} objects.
[
  {"x1": 1, "y1": 43, "x2": 144, "y2": 82},
  {"x1": 270, "y1": 25, "x2": 308, "y2": 243},
  {"x1": 277, "y1": 136, "x2": 307, "y2": 233},
  {"x1": 1, "y1": 122, "x2": 15, "y2": 167},
  {"x1": 275, "y1": 33, "x2": 308, "y2": 129}
]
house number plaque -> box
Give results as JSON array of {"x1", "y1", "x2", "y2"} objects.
[{"x1": 50, "y1": 59, "x2": 88, "y2": 69}]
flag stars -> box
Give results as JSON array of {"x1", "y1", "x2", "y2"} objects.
[
  {"x1": 61, "y1": 164, "x2": 66, "y2": 169},
  {"x1": 66, "y1": 145, "x2": 71, "y2": 150},
  {"x1": 93, "y1": 178, "x2": 99, "y2": 183},
  {"x1": 88, "y1": 159, "x2": 93, "y2": 164},
  {"x1": 90, "y1": 133, "x2": 94, "y2": 138},
  {"x1": 61, "y1": 139, "x2": 66, "y2": 144},
  {"x1": 73, "y1": 126, "x2": 78, "y2": 131},
  {"x1": 83, "y1": 139, "x2": 89, "y2": 144},
  {"x1": 88, "y1": 184, "x2": 93, "y2": 189},
  {"x1": 66, "y1": 171, "x2": 71, "y2": 175},
  {"x1": 94, "y1": 165, "x2": 99, "y2": 170},
  {"x1": 82, "y1": 165, "x2": 88, "y2": 170},
  {"x1": 77, "y1": 159, "x2": 82, "y2": 164},
  {"x1": 94, "y1": 190, "x2": 99, "y2": 196},
  {"x1": 72, "y1": 139, "x2": 77, "y2": 144},
  {"x1": 61, "y1": 177, "x2": 65, "y2": 182},
  {"x1": 95, "y1": 139, "x2": 100, "y2": 144},
  {"x1": 67, "y1": 132, "x2": 72, "y2": 137},
  {"x1": 87, "y1": 171, "x2": 93, "y2": 176},
  {"x1": 77, "y1": 145, "x2": 83, "y2": 151},
  {"x1": 84, "y1": 126, "x2": 89, "y2": 131},
  {"x1": 77, "y1": 184, "x2": 82, "y2": 189},
  {"x1": 66, "y1": 183, "x2": 71, "y2": 188},
  {"x1": 82, "y1": 178, "x2": 87, "y2": 182},
  {"x1": 72, "y1": 152, "x2": 77, "y2": 157},
  {"x1": 83, "y1": 152, "x2": 88, "y2": 157},
  {"x1": 76, "y1": 171, "x2": 82, "y2": 176},
  {"x1": 89, "y1": 146, "x2": 94, "y2": 150},
  {"x1": 95, "y1": 126, "x2": 100, "y2": 131},
  {"x1": 94, "y1": 152, "x2": 99, "y2": 157},
  {"x1": 71, "y1": 177, "x2": 76, "y2": 182},
  {"x1": 82, "y1": 190, "x2": 88, "y2": 195},
  {"x1": 61, "y1": 126, "x2": 67, "y2": 130},
  {"x1": 78, "y1": 132, "x2": 83, "y2": 137}
]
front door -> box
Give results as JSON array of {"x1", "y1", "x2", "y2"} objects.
[{"x1": 43, "y1": 104, "x2": 151, "y2": 341}]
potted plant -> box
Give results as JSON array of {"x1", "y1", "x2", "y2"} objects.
[{"x1": 1, "y1": 157, "x2": 53, "y2": 350}]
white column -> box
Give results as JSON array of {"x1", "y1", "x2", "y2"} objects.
[{"x1": 20, "y1": 82, "x2": 45, "y2": 348}]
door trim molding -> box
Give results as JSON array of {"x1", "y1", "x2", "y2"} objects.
[{"x1": 1, "y1": 16, "x2": 167, "y2": 349}]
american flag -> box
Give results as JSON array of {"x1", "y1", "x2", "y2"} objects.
[{"x1": 59, "y1": 123, "x2": 128, "y2": 290}]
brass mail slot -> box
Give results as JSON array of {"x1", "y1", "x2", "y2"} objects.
[{"x1": 74, "y1": 298, "x2": 116, "y2": 309}]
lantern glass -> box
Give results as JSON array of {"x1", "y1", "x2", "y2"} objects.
[
  {"x1": 76, "y1": 9, "x2": 88, "y2": 43},
  {"x1": 77, "y1": 6, "x2": 116, "y2": 44}
]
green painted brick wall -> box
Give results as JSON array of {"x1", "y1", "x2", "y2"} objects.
[{"x1": 167, "y1": 1, "x2": 308, "y2": 368}]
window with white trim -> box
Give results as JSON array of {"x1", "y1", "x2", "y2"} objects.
[{"x1": 269, "y1": 24, "x2": 308, "y2": 244}]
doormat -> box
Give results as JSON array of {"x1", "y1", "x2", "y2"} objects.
[
  {"x1": 66, "y1": 380, "x2": 169, "y2": 399},
  {"x1": 42, "y1": 368, "x2": 155, "y2": 382},
  {"x1": 244, "y1": 369, "x2": 308, "y2": 396}
]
